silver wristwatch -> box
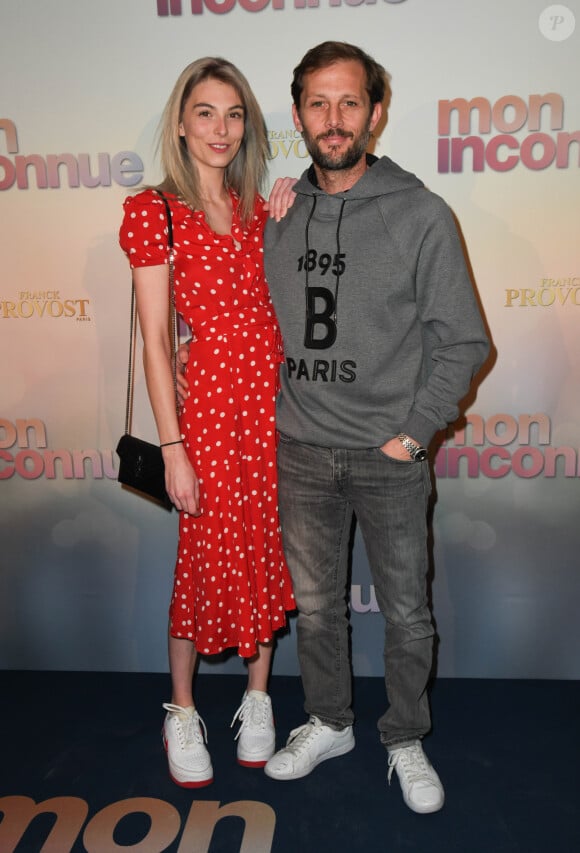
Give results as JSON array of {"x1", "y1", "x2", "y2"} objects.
[{"x1": 397, "y1": 433, "x2": 428, "y2": 462}]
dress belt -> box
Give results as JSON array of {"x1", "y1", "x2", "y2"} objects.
[{"x1": 192, "y1": 311, "x2": 284, "y2": 363}]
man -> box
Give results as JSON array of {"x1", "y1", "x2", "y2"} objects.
[{"x1": 262, "y1": 42, "x2": 489, "y2": 814}]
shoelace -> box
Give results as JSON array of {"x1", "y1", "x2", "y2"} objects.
[
  {"x1": 387, "y1": 744, "x2": 430, "y2": 786},
  {"x1": 281, "y1": 719, "x2": 322, "y2": 757},
  {"x1": 163, "y1": 703, "x2": 208, "y2": 747},
  {"x1": 230, "y1": 694, "x2": 270, "y2": 740}
]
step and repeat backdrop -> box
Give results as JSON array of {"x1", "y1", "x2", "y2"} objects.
[{"x1": 1, "y1": 0, "x2": 579, "y2": 678}]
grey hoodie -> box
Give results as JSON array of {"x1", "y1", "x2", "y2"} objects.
[{"x1": 264, "y1": 155, "x2": 489, "y2": 449}]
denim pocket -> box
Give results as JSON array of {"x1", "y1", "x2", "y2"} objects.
[{"x1": 375, "y1": 447, "x2": 415, "y2": 465}]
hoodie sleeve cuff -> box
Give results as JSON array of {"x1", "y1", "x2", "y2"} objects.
[{"x1": 400, "y1": 411, "x2": 440, "y2": 449}]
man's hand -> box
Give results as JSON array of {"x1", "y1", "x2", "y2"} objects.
[
  {"x1": 265, "y1": 177, "x2": 298, "y2": 221},
  {"x1": 380, "y1": 436, "x2": 413, "y2": 461},
  {"x1": 175, "y1": 341, "x2": 189, "y2": 406}
]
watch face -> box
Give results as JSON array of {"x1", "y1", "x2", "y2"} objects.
[{"x1": 415, "y1": 448, "x2": 428, "y2": 462}]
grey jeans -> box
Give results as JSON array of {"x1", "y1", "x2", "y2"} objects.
[{"x1": 277, "y1": 433, "x2": 435, "y2": 749}]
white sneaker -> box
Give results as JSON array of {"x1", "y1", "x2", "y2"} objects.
[
  {"x1": 162, "y1": 702, "x2": 213, "y2": 788},
  {"x1": 264, "y1": 716, "x2": 355, "y2": 781},
  {"x1": 230, "y1": 690, "x2": 276, "y2": 767},
  {"x1": 388, "y1": 741, "x2": 444, "y2": 813}
]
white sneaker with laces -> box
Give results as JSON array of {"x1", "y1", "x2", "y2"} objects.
[
  {"x1": 230, "y1": 690, "x2": 276, "y2": 767},
  {"x1": 387, "y1": 740, "x2": 444, "y2": 813},
  {"x1": 162, "y1": 702, "x2": 213, "y2": 788},
  {"x1": 264, "y1": 715, "x2": 355, "y2": 781}
]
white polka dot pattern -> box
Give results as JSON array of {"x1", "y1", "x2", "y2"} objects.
[{"x1": 120, "y1": 190, "x2": 295, "y2": 658}]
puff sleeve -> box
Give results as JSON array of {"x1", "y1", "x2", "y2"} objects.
[{"x1": 119, "y1": 190, "x2": 170, "y2": 269}]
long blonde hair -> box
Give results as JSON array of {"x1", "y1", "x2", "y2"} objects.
[{"x1": 156, "y1": 57, "x2": 269, "y2": 224}]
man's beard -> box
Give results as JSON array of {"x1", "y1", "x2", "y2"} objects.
[{"x1": 301, "y1": 123, "x2": 372, "y2": 171}]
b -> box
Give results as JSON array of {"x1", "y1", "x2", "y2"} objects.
[{"x1": 304, "y1": 287, "x2": 337, "y2": 349}]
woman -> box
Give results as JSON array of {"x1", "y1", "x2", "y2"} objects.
[{"x1": 119, "y1": 58, "x2": 295, "y2": 788}]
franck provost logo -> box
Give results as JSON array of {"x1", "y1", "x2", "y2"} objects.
[
  {"x1": 1, "y1": 291, "x2": 91, "y2": 321},
  {"x1": 438, "y1": 92, "x2": 580, "y2": 172},
  {"x1": 505, "y1": 277, "x2": 580, "y2": 308},
  {"x1": 268, "y1": 129, "x2": 309, "y2": 161}
]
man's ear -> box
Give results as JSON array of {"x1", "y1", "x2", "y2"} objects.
[
  {"x1": 369, "y1": 102, "x2": 382, "y2": 134},
  {"x1": 292, "y1": 104, "x2": 303, "y2": 133}
]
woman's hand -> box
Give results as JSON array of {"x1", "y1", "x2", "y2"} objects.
[
  {"x1": 266, "y1": 177, "x2": 298, "y2": 221},
  {"x1": 163, "y1": 444, "x2": 201, "y2": 515}
]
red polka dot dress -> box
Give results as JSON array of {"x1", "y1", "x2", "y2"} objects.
[{"x1": 120, "y1": 189, "x2": 295, "y2": 658}]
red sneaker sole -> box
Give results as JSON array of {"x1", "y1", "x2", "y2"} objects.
[
  {"x1": 237, "y1": 758, "x2": 269, "y2": 768},
  {"x1": 169, "y1": 772, "x2": 214, "y2": 788}
]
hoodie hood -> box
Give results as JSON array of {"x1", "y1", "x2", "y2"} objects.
[{"x1": 293, "y1": 154, "x2": 425, "y2": 201}]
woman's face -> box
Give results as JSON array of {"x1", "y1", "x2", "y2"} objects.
[{"x1": 179, "y1": 78, "x2": 245, "y2": 174}]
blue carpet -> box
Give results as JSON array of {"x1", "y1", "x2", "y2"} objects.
[{"x1": 0, "y1": 672, "x2": 578, "y2": 852}]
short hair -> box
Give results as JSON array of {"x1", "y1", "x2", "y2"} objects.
[
  {"x1": 291, "y1": 41, "x2": 390, "y2": 111},
  {"x1": 156, "y1": 57, "x2": 268, "y2": 224}
]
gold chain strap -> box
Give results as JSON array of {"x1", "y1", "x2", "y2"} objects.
[{"x1": 123, "y1": 190, "x2": 178, "y2": 435}]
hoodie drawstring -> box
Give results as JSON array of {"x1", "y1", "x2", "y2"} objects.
[
  {"x1": 334, "y1": 198, "x2": 346, "y2": 325},
  {"x1": 303, "y1": 195, "x2": 317, "y2": 344}
]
